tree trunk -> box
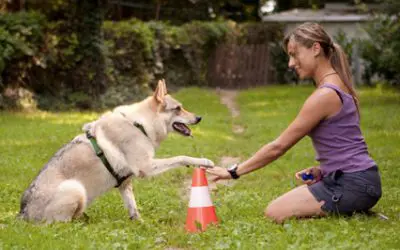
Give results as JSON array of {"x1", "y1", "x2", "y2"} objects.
[
  {"x1": 155, "y1": 1, "x2": 161, "y2": 20},
  {"x1": 73, "y1": 0, "x2": 107, "y2": 106}
]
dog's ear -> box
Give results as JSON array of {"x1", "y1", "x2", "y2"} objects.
[{"x1": 153, "y1": 79, "x2": 168, "y2": 104}]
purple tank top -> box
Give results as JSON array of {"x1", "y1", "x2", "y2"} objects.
[{"x1": 309, "y1": 83, "x2": 376, "y2": 176}]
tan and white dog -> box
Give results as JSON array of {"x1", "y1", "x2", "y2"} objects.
[{"x1": 19, "y1": 79, "x2": 214, "y2": 223}]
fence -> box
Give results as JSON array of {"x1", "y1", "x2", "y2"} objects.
[{"x1": 207, "y1": 44, "x2": 271, "y2": 88}]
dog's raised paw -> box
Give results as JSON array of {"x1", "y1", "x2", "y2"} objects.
[{"x1": 200, "y1": 158, "x2": 215, "y2": 168}]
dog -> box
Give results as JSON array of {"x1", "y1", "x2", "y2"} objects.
[{"x1": 19, "y1": 79, "x2": 214, "y2": 223}]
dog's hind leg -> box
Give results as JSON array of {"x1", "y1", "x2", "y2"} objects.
[
  {"x1": 147, "y1": 156, "x2": 215, "y2": 176},
  {"x1": 44, "y1": 180, "x2": 87, "y2": 223},
  {"x1": 118, "y1": 177, "x2": 141, "y2": 221}
]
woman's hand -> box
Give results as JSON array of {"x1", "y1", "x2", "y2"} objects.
[
  {"x1": 295, "y1": 166, "x2": 321, "y2": 185},
  {"x1": 205, "y1": 166, "x2": 232, "y2": 182}
]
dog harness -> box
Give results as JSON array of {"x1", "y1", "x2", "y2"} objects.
[{"x1": 86, "y1": 119, "x2": 149, "y2": 188}]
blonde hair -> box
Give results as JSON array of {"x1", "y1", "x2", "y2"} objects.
[{"x1": 283, "y1": 22, "x2": 359, "y2": 114}]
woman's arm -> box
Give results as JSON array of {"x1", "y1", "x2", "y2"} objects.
[{"x1": 207, "y1": 88, "x2": 341, "y2": 180}]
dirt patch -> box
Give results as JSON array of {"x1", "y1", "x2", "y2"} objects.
[
  {"x1": 181, "y1": 89, "x2": 244, "y2": 201},
  {"x1": 218, "y1": 156, "x2": 241, "y2": 167},
  {"x1": 217, "y1": 89, "x2": 240, "y2": 118},
  {"x1": 232, "y1": 124, "x2": 245, "y2": 134},
  {"x1": 217, "y1": 88, "x2": 245, "y2": 134}
]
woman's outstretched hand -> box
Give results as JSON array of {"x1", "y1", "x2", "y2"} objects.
[
  {"x1": 295, "y1": 166, "x2": 321, "y2": 185},
  {"x1": 205, "y1": 166, "x2": 232, "y2": 182}
]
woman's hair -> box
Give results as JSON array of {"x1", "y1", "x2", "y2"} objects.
[{"x1": 283, "y1": 22, "x2": 359, "y2": 114}]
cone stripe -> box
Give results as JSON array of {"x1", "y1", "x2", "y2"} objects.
[
  {"x1": 191, "y1": 168, "x2": 208, "y2": 187},
  {"x1": 185, "y1": 206, "x2": 218, "y2": 232},
  {"x1": 188, "y1": 186, "x2": 213, "y2": 207}
]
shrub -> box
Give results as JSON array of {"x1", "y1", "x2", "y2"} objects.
[
  {"x1": 1, "y1": 17, "x2": 285, "y2": 110},
  {"x1": 360, "y1": 15, "x2": 400, "y2": 85},
  {"x1": 0, "y1": 11, "x2": 46, "y2": 109}
]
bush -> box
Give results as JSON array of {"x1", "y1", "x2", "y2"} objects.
[
  {"x1": 0, "y1": 11, "x2": 46, "y2": 78},
  {"x1": 156, "y1": 21, "x2": 231, "y2": 87},
  {"x1": 0, "y1": 11, "x2": 46, "y2": 109},
  {"x1": 1, "y1": 16, "x2": 285, "y2": 110},
  {"x1": 360, "y1": 15, "x2": 400, "y2": 85}
]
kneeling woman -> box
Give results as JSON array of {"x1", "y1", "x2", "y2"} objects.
[{"x1": 206, "y1": 22, "x2": 382, "y2": 223}]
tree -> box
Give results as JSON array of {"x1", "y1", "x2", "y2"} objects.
[
  {"x1": 107, "y1": 0, "x2": 260, "y2": 23},
  {"x1": 274, "y1": 0, "x2": 324, "y2": 11},
  {"x1": 71, "y1": 0, "x2": 108, "y2": 106}
]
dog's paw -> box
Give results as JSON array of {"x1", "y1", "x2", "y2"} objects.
[
  {"x1": 199, "y1": 158, "x2": 215, "y2": 168},
  {"x1": 129, "y1": 213, "x2": 143, "y2": 223}
]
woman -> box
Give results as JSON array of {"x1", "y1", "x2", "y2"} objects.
[{"x1": 206, "y1": 22, "x2": 381, "y2": 223}]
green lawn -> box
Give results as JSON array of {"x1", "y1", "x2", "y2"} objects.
[{"x1": 0, "y1": 85, "x2": 399, "y2": 249}]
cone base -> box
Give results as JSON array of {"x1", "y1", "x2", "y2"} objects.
[{"x1": 185, "y1": 206, "x2": 218, "y2": 232}]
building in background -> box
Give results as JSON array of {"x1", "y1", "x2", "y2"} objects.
[{"x1": 262, "y1": 2, "x2": 374, "y2": 84}]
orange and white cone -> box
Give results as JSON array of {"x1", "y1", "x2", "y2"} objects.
[{"x1": 185, "y1": 167, "x2": 218, "y2": 232}]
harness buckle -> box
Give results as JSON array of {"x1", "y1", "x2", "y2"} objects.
[
  {"x1": 96, "y1": 150, "x2": 104, "y2": 157},
  {"x1": 86, "y1": 131, "x2": 94, "y2": 139}
]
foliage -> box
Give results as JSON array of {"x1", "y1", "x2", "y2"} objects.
[
  {"x1": 0, "y1": 85, "x2": 399, "y2": 248},
  {"x1": 156, "y1": 21, "x2": 232, "y2": 87},
  {"x1": 275, "y1": 0, "x2": 324, "y2": 12},
  {"x1": 379, "y1": 0, "x2": 400, "y2": 16},
  {"x1": 334, "y1": 29, "x2": 365, "y2": 85},
  {"x1": 211, "y1": 0, "x2": 261, "y2": 22},
  {"x1": 334, "y1": 29, "x2": 355, "y2": 65},
  {"x1": 360, "y1": 14, "x2": 400, "y2": 85},
  {"x1": 269, "y1": 41, "x2": 294, "y2": 84},
  {"x1": 0, "y1": 11, "x2": 46, "y2": 109},
  {"x1": 0, "y1": 13, "x2": 284, "y2": 110},
  {"x1": 25, "y1": 0, "x2": 75, "y2": 21},
  {"x1": 103, "y1": 19, "x2": 155, "y2": 78},
  {"x1": 233, "y1": 22, "x2": 283, "y2": 44},
  {"x1": 72, "y1": 0, "x2": 108, "y2": 103},
  {"x1": 0, "y1": 11, "x2": 45, "y2": 84},
  {"x1": 101, "y1": 19, "x2": 156, "y2": 108},
  {"x1": 105, "y1": 0, "x2": 261, "y2": 23}
]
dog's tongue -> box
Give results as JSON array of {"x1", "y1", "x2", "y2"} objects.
[{"x1": 173, "y1": 122, "x2": 191, "y2": 136}]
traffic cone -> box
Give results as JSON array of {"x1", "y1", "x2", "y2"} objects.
[{"x1": 185, "y1": 167, "x2": 218, "y2": 232}]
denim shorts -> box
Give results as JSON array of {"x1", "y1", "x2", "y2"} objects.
[{"x1": 308, "y1": 166, "x2": 382, "y2": 215}]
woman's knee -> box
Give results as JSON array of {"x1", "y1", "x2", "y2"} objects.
[{"x1": 264, "y1": 202, "x2": 286, "y2": 223}]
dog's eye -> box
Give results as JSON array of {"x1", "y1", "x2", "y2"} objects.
[{"x1": 174, "y1": 106, "x2": 181, "y2": 111}]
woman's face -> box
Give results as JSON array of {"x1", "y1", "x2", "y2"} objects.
[{"x1": 287, "y1": 38, "x2": 318, "y2": 80}]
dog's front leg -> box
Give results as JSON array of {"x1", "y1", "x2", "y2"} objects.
[
  {"x1": 147, "y1": 156, "x2": 214, "y2": 176},
  {"x1": 118, "y1": 177, "x2": 142, "y2": 221}
]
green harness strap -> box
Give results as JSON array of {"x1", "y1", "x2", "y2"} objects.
[{"x1": 86, "y1": 121, "x2": 148, "y2": 187}]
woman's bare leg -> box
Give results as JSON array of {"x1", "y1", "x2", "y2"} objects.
[{"x1": 265, "y1": 185, "x2": 326, "y2": 223}]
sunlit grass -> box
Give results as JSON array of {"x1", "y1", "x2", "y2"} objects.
[{"x1": 0, "y1": 85, "x2": 399, "y2": 249}]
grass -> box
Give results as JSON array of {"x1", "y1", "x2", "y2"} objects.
[{"x1": 0, "y1": 85, "x2": 399, "y2": 249}]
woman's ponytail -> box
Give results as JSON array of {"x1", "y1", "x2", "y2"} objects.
[{"x1": 330, "y1": 43, "x2": 360, "y2": 117}]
